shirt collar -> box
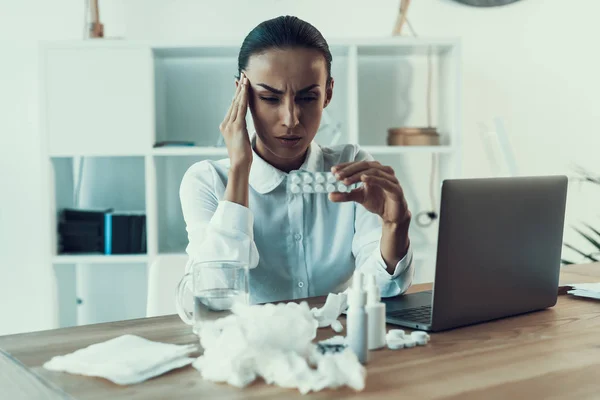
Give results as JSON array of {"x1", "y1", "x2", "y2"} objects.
[{"x1": 248, "y1": 133, "x2": 324, "y2": 194}]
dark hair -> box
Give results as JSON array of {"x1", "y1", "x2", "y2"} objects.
[{"x1": 238, "y1": 15, "x2": 333, "y2": 87}]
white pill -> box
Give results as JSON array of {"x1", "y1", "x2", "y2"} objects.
[
  {"x1": 387, "y1": 338, "x2": 405, "y2": 350},
  {"x1": 314, "y1": 184, "x2": 325, "y2": 193},
  {"x1": 291, "y1": 174, "x2": 302, "y2": 184},
  {"x1": 315, "y1": 173, "x2": 326, "y2": 183},
  {"x1": 337, "y1": 183, "x2": 348, "y2": 193},
  {"x1": 326, "y1": 184, "x2": 336, "y2": 193},
  {"x1": 411, "y1": 331, "x2": 430, "y2": 342},
  {"x1": 411, "y1": 332, "x2": 430, "y2": 346},
  {"x1": 303, "y1": 174, "x2": 313, "y2": 184},
  {"x1": 290, "y1": 184, "x2": 301, "y2": 194},
  {"x1": 403, "y1": 337, "x2": 417, "y2": 348},
  {"x1": 331, "y1": 320, "x2": 343, "y2": 333},
  {"x1": 326, "y1": 173, "x2": 337, "y2": 183},
  {"x1": 302, "y1": 184, "x2": 313, "y2": 193},
  {"x1": 387, "y1": 329, "x2": 406, "y2": 340}
]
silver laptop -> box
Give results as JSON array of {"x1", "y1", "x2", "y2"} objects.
[{"x1": 384, "y1": 175, "x2": 568, "y2": 332}]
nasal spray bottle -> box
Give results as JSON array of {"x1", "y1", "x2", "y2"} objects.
[
  {"x1": 365, "y1": 274, "x2": 387, "y2": 350},
  {"x1": 347, "y1": 271, "x2": 368, "y2": 364}
]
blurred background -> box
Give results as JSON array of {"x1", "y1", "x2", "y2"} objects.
[{"x1": 1, "y1": 0, "x2": 598, "y2": 335}]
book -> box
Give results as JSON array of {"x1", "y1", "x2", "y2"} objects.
[{"x1": 58, "y1": 208, "x2": 146, "y2": 255}]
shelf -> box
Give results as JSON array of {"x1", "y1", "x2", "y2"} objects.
[
  {"x1": 150, "y1": 145, "x2": 454, "y2": 157},
  {"x1": 152, "y1": 146, "x2": 228, "y2": 156},
  {"x1": 41, "y1": 38, "x2": 460, "y2": 328},
  {"x1": 53, "y1": 254, "x2": 149, "y2": 264},
  {"x1": 153, "y1": 44, "x2": 352, "y2": 60},
  {"x1": 49, "y1": 151, "x2": 148, "y2": 158},
  {"x1": 363, "y1": 146, "x2": 454, "y2": 155},
  {"x1": 47, "y1": 145, "x2": 454, "y2": 160},
  {"x1": 356, "y1": 40, "x2": 457, "y2": 57},
  {"x1": 44, "y1": 37, "x2": 458, "y2": 50}
]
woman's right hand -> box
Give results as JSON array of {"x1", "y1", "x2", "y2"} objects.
[{"x1": 219, "y1": 73, "x2": 253, "y2": 169}]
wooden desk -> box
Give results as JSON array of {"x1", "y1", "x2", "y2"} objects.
[{"x1": 2, "y1": 263, "x2": 599, "y2": 400}]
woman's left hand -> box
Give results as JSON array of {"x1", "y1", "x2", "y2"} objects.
[{"x1": 330, "y1": 161, "x2": 411, "y2": 226}]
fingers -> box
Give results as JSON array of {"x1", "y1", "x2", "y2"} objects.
[
  {"x1": 333, "y1": 161, "x2": 396, "y2": 185},
  {"x1": 234, "y1": 72, "x2": 244, "y2": 100},
  {"x1": 235, "y1": 76, "x2": 249, "y2": 123},
  {"x1": 228, "y1": 74, "x2": 245, "y2": 123},
  {"x1": 221, "y1": 73, "x2": 245, "y2": 130},
  {"x1": 329, "y1": 175, "x2": 403, "y2": 204},
  {"x1": 328, "y1": 187, "x2": 365, "y2": 203},
  {"x1": 333, "y1": 160, "x2": 391, "y2": 180},
  {"x1": 229, "y1": 75, "x2": 249, "y2": 124},
  {"x1": 343, "y1": 167, "x2": 398, "y2": 186},
  {"x1": 331, "y1": 161, "x2": 353, "y2": 172},
  {"x1": 361, "y1": 174, "x2": 404, "y2": 200}
]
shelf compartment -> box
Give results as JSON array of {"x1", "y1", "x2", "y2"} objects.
[
  {"x1": 44, "y1": 47, "x2": 153, "y2": 157},
  {"x1": 51, "y1": 156, "x2": 147, "y2": 257},
  {"x1": 154, "y1": 54, "x2": 236, "y2": 147},
  {"x1": 356, "y1": 40, "x2": 459, "y2": 150},
  {"x1": 153, "y1": 44, "x2": 353, "y2": 149},
  {"x1": 155, "y1": 155, "x2": 224, "y2": 254}
]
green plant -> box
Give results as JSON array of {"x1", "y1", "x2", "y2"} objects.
[{"x1": 561, "y1": 167, "x2": 600, "y2": 265}]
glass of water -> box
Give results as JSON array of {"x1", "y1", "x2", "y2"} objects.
[{"x1": 176, "y1": 260, "x2": 249, "y2": 334}]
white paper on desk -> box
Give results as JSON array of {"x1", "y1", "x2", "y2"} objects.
[
  {"x1": 568, "y1": 289, "x2": 600, "y2": 300},
  {"x1": 570, "y1": 283, "x2": 600, "y2": 292},
  {"x1": 43, "y1": 335, "x2": 196, "y2": 385}
]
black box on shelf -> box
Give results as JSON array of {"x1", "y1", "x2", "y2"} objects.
[{"x1": 58, "y1": 208, "x2": 146, "y2": 255}]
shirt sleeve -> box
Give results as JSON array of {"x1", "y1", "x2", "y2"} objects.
[
  {"x1": 351, "y1": 149, "x2": 414, "y2": 298},
  {"x1": 179, "y1": 161, "x2": 260, "y2": 273}
]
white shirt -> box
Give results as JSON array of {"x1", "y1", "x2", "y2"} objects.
[{"x1": 179, "y1": 138, "x2": 414, "y2": 304}]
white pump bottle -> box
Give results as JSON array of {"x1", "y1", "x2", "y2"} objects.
[
  {"x1": 365, "y1": 274, "x2": 387, "y2": 350},
  {"x1": 346, "y1": 271, "x2": 369, "y2": 364}
]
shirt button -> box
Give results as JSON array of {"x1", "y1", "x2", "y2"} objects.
[
  {"x1": 294, "y1": 233, "x2": 302, "y2": 241},
  {"x1": 298, "y1": 282, "x2": 304, "y2": 288}
]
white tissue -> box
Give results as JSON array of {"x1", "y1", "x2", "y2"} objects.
[
  {"x1": 311, "y1": 291, "x2": 349, "y2": 330},
  {"x1": 43, "y1": 335, "x2": 196, "y2": 385},
  {"x1": 193, "y1": 301, "x2": 365, "y2": 394},
  {"x1": 331, "y1": 320, "x2": 344, "y2": 333},
  {"x1": 319, "y1": 335, "x2": 347, "y2": 346}
]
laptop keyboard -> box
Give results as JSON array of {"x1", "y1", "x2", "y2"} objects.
[{"x1": 388, "y1": 305, "x2": 432, "y2": 323}]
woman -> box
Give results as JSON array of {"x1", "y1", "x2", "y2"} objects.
[{"x1": 180, "y1": 15, "x2": 414, "y2": 304}]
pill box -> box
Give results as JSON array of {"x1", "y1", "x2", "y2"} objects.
[
  {"x1": 287, "y1": 171, "x2": 356, "y2": 194},
  {"x1": 386, "y1": 330, "x2": 430, "y2": 350},
  {"x1": 386, "y1": 329, "x2": 406, "y2": 340},
  {"x1": 410, "y1": 331, "x2": 430, "y2": 346}
]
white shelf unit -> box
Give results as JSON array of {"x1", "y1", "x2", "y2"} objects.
[
  {"x1": 41, "y1": 37, "x2": 461, "y2": 327},
  {"x1": 52, "y1": 255, "x2": 149, "y2": 264}
]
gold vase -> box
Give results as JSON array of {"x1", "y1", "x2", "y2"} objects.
[{"x1": 387, "y1": 127, "x2": 440, "y2": 146}]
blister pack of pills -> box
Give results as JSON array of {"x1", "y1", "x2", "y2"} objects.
[
  {"x1": 316, "y1": 336, "x2": 348, "y2": 355},
  {"x1": 287, "y1": 171, "x2": 357, "y2": 194}
]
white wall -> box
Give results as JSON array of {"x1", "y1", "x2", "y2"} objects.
[
  {"x1": 1, "y1": 0, "x2": 598, "y2": 335},
  {"x1": 0, "y1": 0, "x2": 124, "y2": 335}
]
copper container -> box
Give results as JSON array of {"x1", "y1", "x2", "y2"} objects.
[{"x1": 387, "y1": 127, "x2": 440, "y2": 146}]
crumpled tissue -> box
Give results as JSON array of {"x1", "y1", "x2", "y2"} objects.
[
  {"x1": 193, "y1": 301, "x2": 365, "y2": 394},
  {"x1": 310, "y1": 291, "x2": 349, "y2": 332}
]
